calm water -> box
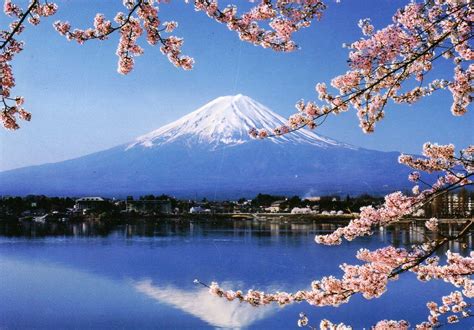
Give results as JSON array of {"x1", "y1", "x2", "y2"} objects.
[{"x1": 0, "y1": 220, "x2": 472, "y2": 329}]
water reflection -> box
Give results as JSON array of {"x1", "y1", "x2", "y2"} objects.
[
  {"x1": 0, "y1": 220, "x2": 472, "y2": 253},
  {"x1": 0, "y1": 219, "x2": 472, "y2": 329},
  {"x1": 134, "y1": 280, "x2": 276, "y2": 328}
]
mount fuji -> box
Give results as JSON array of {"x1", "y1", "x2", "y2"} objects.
[{"x1": 0, "y1": 95, "x2": 413, "y2": 198}]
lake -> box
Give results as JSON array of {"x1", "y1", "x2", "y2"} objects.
[{"x1": 0, "y1": 220, "x2": 472, "y2": 329}]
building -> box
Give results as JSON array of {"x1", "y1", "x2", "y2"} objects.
[
  {"x1": 291, "y1": 207, "x2": 315, "y2": 214},
  {"x1": 304, "y1": 196, "x2": 321, "y2": 202},
  {"x1": 424, "y1": 190, "x2": 473, "y2": 217},
  {"x1": 74, "y1": 197, "x2": 107, "y2": 211},
  {"x1": 447, "y1": 193, "x2": 473, "y2": 216},
  {"x1": 265, "y1": 200, "x2": 286, "y2": 213},
  {"x1": 189, "y1": 206, "x2": 211, "y2": 214},
  {"x1": 126, "y1": 200, "x2": 172, "y2": 214}
]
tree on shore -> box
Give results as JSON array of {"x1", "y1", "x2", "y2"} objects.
[{"x1": 1, "y1": 0, "x2": 473, "y2": 328}]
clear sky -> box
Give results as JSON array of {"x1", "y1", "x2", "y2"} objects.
[{"x1": 0, "y1": 0, "x2": 472, "y2": 171}]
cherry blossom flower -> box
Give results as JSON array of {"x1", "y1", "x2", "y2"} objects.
[
  {"x1": 425, "y1": 217, "x2": 438, "y2": 232},
  {"x1": 416, "y1": 291, "x2": 472, "y2": 328}
]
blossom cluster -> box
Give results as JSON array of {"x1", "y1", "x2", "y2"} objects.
[
  {"x1": 316, "y1": 143, "x2": 473, "y2": 245},
  {"x1": 425, "y1": 217, "x2": 439, "y2": 232},
  {"x1": 296, "y1": 313, "x2": 353, "y2": 330},
  {"x1": 53, "y1": 0, "x2": 193, "y2": 75},
  {"x1": 314, "y1": 191, "x2": 423, "y2": 245},
  {"x1": 194, "y1": 0, "x2": 327, "y2": 52},
  {"x1": 413, "y1": 251, "x2": 474, "y2": 297},
  {"x1": 253, "y1": 0, "x2": 473, "y2": 138},
  {"x1": 372, "y1": 320, "x2": 410, "y2": 329},
  {"x1": 398, "y1": 142, "x2": 457, "y2": 173},
  {"x1": 1, "y1": 0, "x2": 58, "y2": 129},
  {"x1": 318, "y1": 319, "x2": 351, "y2": 330},
  {"x1": 205, "y1": 143, "x2": 473, "y2": 327},
  {"x1": 417, "y1": 291, "x2": 472, "y2": 328},
  {"x1": 205, "y1": 246, "x2": 473, "y2": 327},
  {"x1": 298, "y1": 313, "x2": 410, "y2": 330},
  {"x1": 2, "y1": 1, "x2": 328, "y2": 130}
]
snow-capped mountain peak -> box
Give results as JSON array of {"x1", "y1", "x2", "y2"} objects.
[
  {"x1": 128, "y1": 94, "x2": 351, "y2": 149},
  {"x1": 0, "y1": 94, "x2": 412, "y2": 198}
]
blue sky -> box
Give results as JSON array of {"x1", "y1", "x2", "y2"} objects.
[{"x1": 0, "y1": 0, "x2": 472, "y2": 171}]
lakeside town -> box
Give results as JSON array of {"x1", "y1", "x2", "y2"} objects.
[{"x1": 1, "y1": 189, "x2": 473, "y2": 225}]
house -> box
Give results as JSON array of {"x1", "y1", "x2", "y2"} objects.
[
  {"x1": 265, "y1": 200, "x2": 286, "y2": 213},
  {"x1": 74, "y1": 197, "x2": 107, "y2": 211},
  {"x1": 126, "y1": 200, "x2": 172, "y2": 214}
]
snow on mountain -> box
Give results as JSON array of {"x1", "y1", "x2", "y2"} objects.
[{"x1": 128, "y1": 94, "x2": 352, "y2": 150}]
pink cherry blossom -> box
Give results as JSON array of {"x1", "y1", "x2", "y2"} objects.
[
  {"x1": 425, "y1": 217, "x2": 439, "y2": 232},
  {"x1": 1, "y1": 0, "x2": 57, "y2": 129},
  {"x1": 255, "y1": 0, "x2": 472, "y2": 138},
  {"x1": 203, "y1": 142, "x2": 473, "y2": 327},
  {"x1": 416, "y1": 291, "x2": 472, "y2": 328},
  {"x1": 194, "y1": 0, "x2": 326, "y2": 52}
]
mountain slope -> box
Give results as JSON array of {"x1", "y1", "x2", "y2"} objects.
[{"x1": 0, "y1": 95, "x2": 412, "y2": 198}]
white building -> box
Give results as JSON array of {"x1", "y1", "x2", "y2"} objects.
[
  {"x1": 291, "y1": 207, "x2": 316, "y2": 214},
  {"x1": 74, "y1": 197, "x2": 106, "y2": 211},
  {"x1": 189, "y1": 206, "x2": 211, "y2": 214}
]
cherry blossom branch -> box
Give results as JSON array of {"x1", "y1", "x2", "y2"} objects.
[
  {"x1": 2, "y1": 0, "x2": 331, "y2": 130},
  {"x1": 0, "y1": 0, "x2": 38, "y2": 50},
  {"x1": 298, "y1": 313, "x2": 414, "y2": 330},
  {"x1": 417, "y1": 291, "x2": 473, "y2": 328},
  {"x1": 0, "y1": 0, "x2": 190, "y2": 129},
  {"x1": 298, "y1": 304, "x2": 473, "y2": 330},
  {"x1": 254, "y1": 30, "x2": 470, "y2": 138},
  {"x1": 389, "y1": 219, "x2": 473, "y2": 278},
  {"x1": 251, "y1": 0, "x2": 473, "y2": 139},
  {"x1": 200, "y1": 144, "x2": 473, "y2": 328},
  {"x1": 315, "y1": 144, "x2": 473, "y2": 245},
  {"x1": 196, "y1": 230, "x2": 473, "y2": 307},
  {"x1": 196, "y1": 225, "x2": 473, "y2": 328},
  {"x1": 53, "y1": 0, "x2": 194, "y2": 74},
  {"x1": 1, "y1": 0, "x2": 58, "y2": 129},
  {"x1": 194, "y1": 0, "x2": 327, "y2": 52}
]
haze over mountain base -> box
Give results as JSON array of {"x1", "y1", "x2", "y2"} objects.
[{"x1": 0, "y1": 95, "x2": 412, "y2": 198}]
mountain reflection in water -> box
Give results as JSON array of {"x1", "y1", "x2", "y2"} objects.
[
  {"x1": 134, "y1": 279, "x2": 276, "y2": 328},
  {"x1": 0, "y1": 219, "x2": 472, "y2": 329}
]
